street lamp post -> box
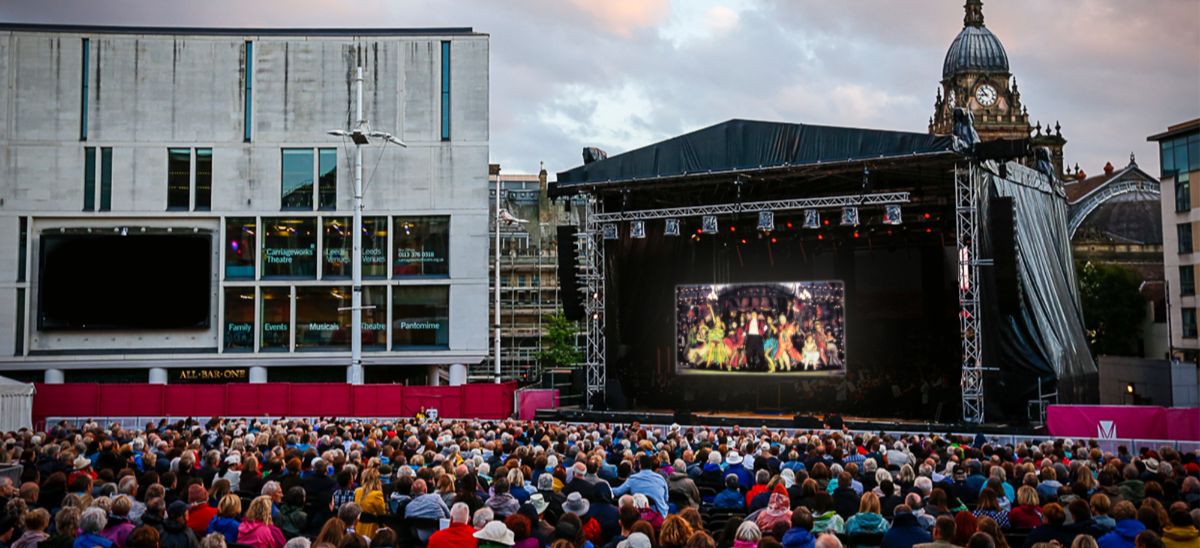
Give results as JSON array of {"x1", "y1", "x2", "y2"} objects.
[{"x1": 329, "y1": 65, "x2": 404, "y2": 385}]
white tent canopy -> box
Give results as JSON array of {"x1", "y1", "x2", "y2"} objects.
[{"x1": 0, "y1": 376, "x2": 34, "y2": 432}]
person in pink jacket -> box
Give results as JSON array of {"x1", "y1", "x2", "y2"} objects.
[{"x1": 236, "y1": 496, "x2": 285, "y2": 548}]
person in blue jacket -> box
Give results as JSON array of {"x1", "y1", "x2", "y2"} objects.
[
  {"x1": 882, "y1": 505, "x2": 932, "y2": 548},
  {"x1": 713, "y1": 475, "x2": 746, "y2": 511},
  {"x1": 1097, "y1": 501, "x2": 1146, "y2": 548},
  {"x1": 781, "y1": 507, "x2": 817, "y2": 548}
]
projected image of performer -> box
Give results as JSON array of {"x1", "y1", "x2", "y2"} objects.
[
  {"x1": 703, "y1": 316, "x2": 728, "y2": 367},
  {"x1": 743, "y1": 312, "x2": 766, "y2": 371},
  {"x1": 775, "y1": 313, "x2": 796, "y2": 372},
  {"x1": 725, "y1": 319, "x2": 745, "y2": 370}
]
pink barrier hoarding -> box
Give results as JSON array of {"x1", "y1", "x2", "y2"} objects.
[
  {"x1": 33, "y1": 382, "x2": 517, "y2": 424},
  {"x1": 518, "y1": 389, "x2": 558, "y2": 420},
  {"x1": 1046, "y1": 405, "x2": 1200, "y2": 441}
]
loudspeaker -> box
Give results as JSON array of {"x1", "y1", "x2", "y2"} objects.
[
  {"x1": 990, "y1": 197, "x2": 1019, "y2": 315},
  {"x1": 557, "y1": 226, "x2": 583, "y2": 321}
]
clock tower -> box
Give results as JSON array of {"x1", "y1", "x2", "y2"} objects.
[{"x1": 930, "y1": 0, "x2": 1067, "y2": 178}]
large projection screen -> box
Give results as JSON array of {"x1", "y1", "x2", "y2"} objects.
[
  {"x1": 38, "y1": 233, "x2": 212, "y2": 330},
  {"x1": 676, "y1": 281, "x2": 846, "y2": 375}
]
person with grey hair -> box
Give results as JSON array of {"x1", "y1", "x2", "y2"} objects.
[
  {"x1": 77, "y1": 507, "x2": 112, "y2": 548},
  {"x1": 261, "y1": 481, "x2": 283, "y2": 522},
  {"x1": 281, "y1": 538, "x2": 310, "y2": 548},
  {"x1": 198, "y1": 532, "x2": 226, "y2": 548},
  {"x1": 427, "y1": 503, "x2": 474, "y2": 546},
  {"x1": 117, "y1": 476, "x2": 147, "y2": 524},
  {"x1": 471, "y1": 507, "x2": 493, "y2": 531}
]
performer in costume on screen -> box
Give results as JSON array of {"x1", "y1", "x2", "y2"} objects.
[
  {"x1": 776, "y1": 314, "x2": 796, "y2": 371},
  {"x1": 687, "y1": 322, "x2": 710, "y2": 367},
  {"x1": 743, "y1": 312, "x2": 766, "y2": 371},
  {"x1": 704, "y1": 316, "x2": 728, "y2": 367},
  {"x1": 801, "y1": 334, "x2": 821, "y2": 370},
  {"x1": 724, "y1": 321, "x2": 744, "y2": 371},
  {"x1": 763, "y1": 316, "x2": 779, "y2": 372}
]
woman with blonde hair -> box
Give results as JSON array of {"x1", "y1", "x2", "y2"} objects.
[
  {"x1": 352, "y1": 468, "x2": 385, "y2": 538},
  {"x1": 236, "y1": 496, "x2": 285, "y2": 548},
  {"x1": 659, "y1": 514, "x2": 694, "y2": 548},
  {"x1": 207, "y1": 494, "x2": 243, "y2": 543},
  {"x1": 846, "y1": 491, "x2": 890, "y2": 537},
  {"x1": 1009, "y1": 486, "x2": 1044, "y2": 529}
]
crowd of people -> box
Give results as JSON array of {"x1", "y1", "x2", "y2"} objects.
[{"x1": 0, "y1": 418, "x2": 1197, "y2": 548}]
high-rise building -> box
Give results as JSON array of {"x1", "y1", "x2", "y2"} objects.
[
  {"x1": 1150, "y1": 118, "x2": 1200, "y2": 360},
  {"x1": 0, "y1": 24, "x2": 490, "y2": 385}
]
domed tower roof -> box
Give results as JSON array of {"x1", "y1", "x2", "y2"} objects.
[{"x1": 942, "y1": 0, "x2": 1009, "y2": 79}]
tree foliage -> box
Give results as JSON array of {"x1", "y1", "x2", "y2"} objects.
[
  {"x1": 1076, "y1": 261, "x2": 1146, "y2": 356},
  {"x1": 536, "y1": 312, "x2": 583, "y2": 370}
]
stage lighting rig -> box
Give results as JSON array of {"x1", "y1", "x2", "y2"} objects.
[
  {"x1": 664, "y1": 218, "x2": 680, "y2": 236},
  {"x1": 757, "y1": 210, "x2": 774, "y2": 232}
]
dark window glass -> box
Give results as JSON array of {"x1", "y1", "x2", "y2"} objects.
[
  {"x1": 99, "y1": 147, "x2": 112, "y2": 211},
  {"x1": 244, "y1": 41, "x2": 253, "y2": 142},
  {"x1": 1179, "y1": 223, "x2": 1193, "y2": 254},
  {"x1": 441, "y1": 41, "x2": 451, "y2": 141},
  {"x1": 1190, "y1": 134, "x2": 1200, "y2": 172},
  {"x1": 195, "y1": 148, "x2": 212, "y2": 211},
  {"x1": 1176, "y1": 141, "x2": 1190, "y2": 177},
  {"x1": 392, "y1": 285, "x2": 449, "y2": 348},
  {"x1": 323, "y1": 217, "x2": 351, "y2": 278},
  {"x1": 224, "y1": 217, "x2": 256, "y2": 279},
  {"x1": 1177, "y1": 173, "x2": 1191, "y2": 212},
  {"x1": 362, "y1": 285, "x2": 387, "y2": 350},
  {"x1": 393, "y1": 216, "x2": 449, "y2": 277},
  {"x1": 281, "y1": 148, "x2": 314, "y2": 210},
  {"x1": 260, "y1": 286, "x2": 290, "y2": 351},
  {"x1": 223, "y1": 287, "x2": 255, "y2": 351},
  {"x1": 318, "y1": 148, "x2": 337, "y2": 210},
  {"x1": 1162, "y1": 140, "x2": 1176, "y2": 176},
  {"x1": 262, "y1": 217, "x2": 317, "y2": 278},
  {"x1": 17, "y1": 217, "x2": 27, "y2": 283},
  {"x1": 1182, "y1": 265, "x2": 1196, "y2": 296},
  {"x1": 14, "y1": 288, "x2": 25, "y2": 356},
  {"x1": 1183, "y1": 307, "x2": 1198, "y2": 339},
  {"x1": 80, "y1": 38, "x2": 89, "y2": 141},
  {"x1": 363, "y1": 216, "x2": 388, "y2": 278},
  {"x1": 295, "y1": 286, "x2": 350, "y2": 350},
  {"x1": 167, "y1": 148, "x2": 191, "y2": 210},
  {"x1": 83, "y1": 147, "x2": 96, "y2": 211}
]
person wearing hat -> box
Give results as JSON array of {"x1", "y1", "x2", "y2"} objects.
[
  {"x1": 726, "y1": 451, "x2": 754, "y2": 490},
  {"x1": 427, "y1": 502, "x2": 476, "y2": 548},
  {"x1": 473, "y1": 520, "x2": 515, "y2": 547},
  {"x1": 562, "y1": 492, "x2": 603, "y2": 545},
  {"x1": 68, "y1": 455, "x2": 96, "y2": 486},
  {"x1": 158, "y1": 501, "x2": 197, "y2": 548},
  {"x1": 535, "y1": 474, "x2": 566, "y2": 520}
]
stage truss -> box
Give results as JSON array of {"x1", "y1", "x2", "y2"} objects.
[
  {"x1": 578, "y1": 191, "x2": 911, "y2": 410},
  {"x1": 956, "y1": 165, "x2": 985, "y2": 424}
]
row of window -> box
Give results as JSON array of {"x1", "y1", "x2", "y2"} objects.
[
  {"x1": 222, "y1": 285, "x2": 448, "y2": 352},
  {"x1": 1161, "y1": 132, "x2": 1200, "y2": 178},
  {"x1": 81, "y1": 39, "x2": 452, "y2": 144},
  {"x1": 224, "y1": 216, "x2": 448, "y2": 280}
]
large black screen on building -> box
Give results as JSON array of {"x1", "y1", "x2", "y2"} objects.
[{"x1": 38, "y1": 233, "x2": 212, "y2": 330}]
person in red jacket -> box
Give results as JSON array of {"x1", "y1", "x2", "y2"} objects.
[
  {"x1": 428, "y1": 502, "x2": 477, "y2": 548},
  {"x1": 184, "y1": 484, "x2": 217, "y2": 537},
  {"x1": 1008, "y1": 486, "x2": 1044, "y2": 530}
]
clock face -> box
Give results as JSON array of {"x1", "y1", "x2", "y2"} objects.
[{"x1": 975, "y1": 84, "x2": 998, "y2": 106}]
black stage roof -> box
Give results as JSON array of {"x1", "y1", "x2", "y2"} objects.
[{"x1": 552, "y1": 119, "x2": 959, "y2": 196}]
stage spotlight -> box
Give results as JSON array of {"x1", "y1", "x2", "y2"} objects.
[
  {"x1": 817, "y1": 234, "x2": 824, "y2": 240},
  {"x1": 923, "y1": 212, "x2": 932, "y2": 220},
  {"x1": 884, "y1": 204, "x2": 902, "y2": 225},
  {"x1": 853, "y1": 231, "x2": 860, "y2": 238},
  {"x1": 786, "y1": 221, "x2": 794, "y2": 229},
  {"x1": 664, "y1": 218, "x2": 681, "y2": 236},
  {"x1": 702, "y1": 215, "x2": 718, "y2": 234},
  {"x1": 803, "y1": 209, "x2": 820, "y2": 229},
  {"x1": 757, "y1": 210, "x2": 774, "y2": 232},
  {"x1": 601, "y1": 223, "x2": 618, "y2": 240},
  {"x1": 841, "y1": 206, "x2": 860, "y2": 226},
  {"x1": 740, "y1": 239, "x2": 747, "y2": 244},
  {"x1": 630, "y1": 220, "x2": 646, "y2": 239},
  {"x1": 770, "y1": 237, "x2": 777, "y2": 244},
  {"x1": 730, "y1": 225, "x2": 737, "y2": 232},
  {"x1": 1125, "y1": 383, "x2": 1135, "y2": 394}
]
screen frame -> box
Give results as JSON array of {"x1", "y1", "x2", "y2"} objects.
[{"x1": 673, "y1": 280, "x2": 847, "y2": 377}]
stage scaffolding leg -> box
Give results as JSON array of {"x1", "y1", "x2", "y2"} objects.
[
  {"x1": 956, "y1": 164, "x2": 985, "y2": 424},
  {"x1": 580, "y1": 198, "x2": 606, "y2": 409}
]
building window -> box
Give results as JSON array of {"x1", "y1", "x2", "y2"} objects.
[
  {"x1": 196, "y1": 148, "x2": 212, "y2": 211},
  {"x1": 83, "y1": 148, "x2": 95, "y2": 211},
  {"x1": 260, "y1": 286, "x2": 290, "y2": 351},
  {"x1": 393, "y1": 216, "x2": 449, "y2": 277},
  {"x1": 1182, "y1": 265, "x2": 1196, "y2": 296},
  {"x1": 80, "y1": 38, "x2": 89, "y2": 141},
  {"x1": 167, "y1": 148, "x2": 191, "y2": 210},
  {"x1": 224, "y1": 217, "x2": 256, "y2": 280},
  {"x1": 17, "y1": 217, "x2": 27, "y2": 283},
  {"x1": 281, "y1": 148, "x2": 336, "y2": 210},
  {"x1": 1179, "y1": 223, "x2": 1193, "y2": 254},
  {"x1": 362, "y1": 286, "x2": 387, "y2": 350},
  {"x1": 322, "y1": 217, "x2": 351, "y2": 279},
  {"x1": 1183, "y1": 307, "x2": 1198, "y2": 339},
  {"x1": 1177, "y1": 173, "x2": 1191, "y2": 212},
  {"x1": 244, "y1": 41, "x2": 253, "y2": 142},
  {"x1": 440, "y1": 40, "x2": 451, "y2": 141},
  {"x1": 223, "y1": 287, "x2": 255, "y2": 352},
  {"x1": 1162, "y1": 134, "x2": 1200, "y2": 178},
  {"x1": 392, "y1": 285, "x2": 449, "y2": 349},
  {"x1": 99, "y1": 147, "x2": 111, "y2": 211},
  {"x1": 14, "y1": 288, "x2": 25, "y2": 357},
  {"x1": 319, "y1": 148, "x2": 337, "y2": 210},
  {"x1": 262, "y1": 217, "x2": 317, "y2": 279},
  {"x1": 295, "y1": 286, "x2": 350, "y2": 350},
  {"x1": 362, "y1": 217, "x2": 388, "y2": 278}
]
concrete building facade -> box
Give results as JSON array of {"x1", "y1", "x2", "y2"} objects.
[{"x1": 0, "y1": 24, "x2": 490, "y2": 385}]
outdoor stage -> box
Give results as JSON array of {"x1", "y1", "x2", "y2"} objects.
[{"x1": 551, "y1": 119, "x2": 1098, "y2": 425}]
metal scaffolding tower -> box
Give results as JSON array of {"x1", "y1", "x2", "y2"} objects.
[{"x1": 955, "y1": 164, "x2": 986, "y2": 424}]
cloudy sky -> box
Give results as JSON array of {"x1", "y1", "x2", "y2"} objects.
[{"x1": 4, "y1": 0, "x2": 1198, "y2": 178}]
